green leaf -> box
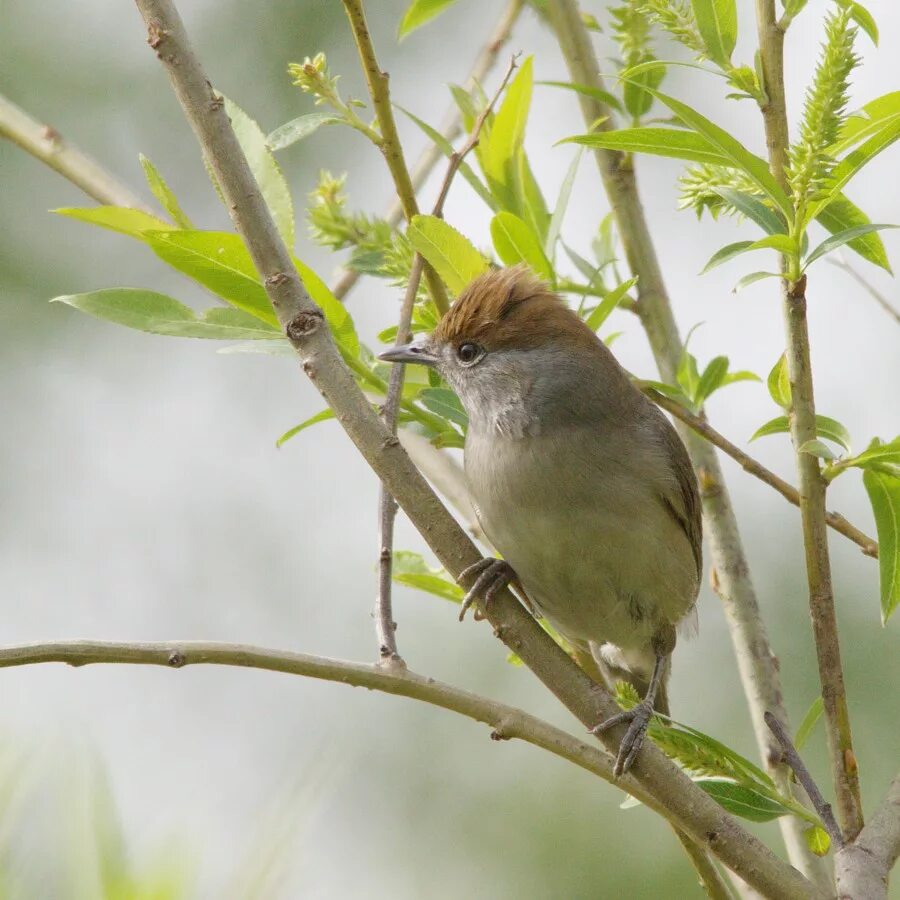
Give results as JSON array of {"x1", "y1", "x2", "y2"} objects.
[
  {"x1": 584, "y1": 278, "x2": 637, "y2": 331},
  {"x1": 696, "y1": 355, "x2": 730, "y2": 404},
  {"x1": 545, "y1": 149, "x2": 583, "y2": 259},
  {"x1": 701, "y1": 241, "x2": 753, "y2": 273},
  {"x1": 418, "y1": 388, "x2": 468, "y2": 430},
  {"x1": 862, "y1": 466, "x2": 900, "y2": 623},
  {"x1": 222, "y1": 97, "x2": 294, "y2": 247},
  {"x1": 483, "y1": 56, "x2": 533, "y2": 188},
  {"x1": 407, "y1": 215, "x2": 489, "y2": 294},
  {"x1": 767, "y1": 353, "x2": 792, "y2": 409},
  {"x1": 733, "y1": 271, "x2": 779, "y2": 292},
  {"x1": 52, "y1": 289, "x2": 281, "y2": 339},
  {"x1": 751, "y1": 414, "x2": 852, "y2": 452},
  {"x1": 814, "y1": 193, "x2": 892, "y2": 271},
  {"x1": 833, "y1": 94, "x2": 900, "y2": 156},
  {"x1": 848, "y1": 1, "x2": 878, "y2": 45},
  {"x1": 490, "y1": 212, "x2": 553, "y2": 281},
  {"x1": 265, "y1": 113, "x2": 340, "y2": 151},
  {"x1": 800, "y1": 439, "x2": 838, "y2": 460},
  {"x1": 397, "y1": 106, "x2": 497, "y2": 210},
  {"x1": 144, "y1": 230, "x2": 278, "y2": 326},
  {"x1": 803, "y1": 224, "x2": 897, "y2": 270},
  {"x1": 398, "y1": 0, "x2": 457, "y2": 38},
  {"x1": 623, "y1": 55, "x2": 665, "y2": 120},
  {"x1": 537, "y1": 80, "x2": 623, "y2": 113},
  {"x1": 139, "y1": 155, "x2": 193, "y2": 229},
  {"x1": 562, "y1": 128, "x2": 732, "y2": 166},
  {"x1": 804, "y1": 825, "x2": 831, "y2": 857},
  {"x1": 843, "y1": 436, "x2": 900, "y2": 471},
  {"x1": 276, "y1": 409, "x2": 336, "y2": 447},
  {"x1": 391, "y1": 551, "x2": 463, "y2": 603},
  {"x1": 691, "y1": 0, "x2": 737, "y2": 67},
  {"x1": 794, "y1": 697, "x2": 824, "y2": 751},
  {"x1": 54, "y1": 206, "x2": 169, "y2": 238},
  {"x1": 647, "y1": 89, "x2": 791, "y2": 215},
  {"x1": 694, "y1": 779, "x2": 790, "y2": 822},
  {"x1": 711, "y1": 187, "x2": 787, "y2": 235},
  {"x1": 292, "y1": 256, "x2": 360, "y2": 358}
]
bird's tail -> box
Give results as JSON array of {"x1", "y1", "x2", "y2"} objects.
[{"x1": 572, "y1": 641, "x2": 670, "y2": 716}]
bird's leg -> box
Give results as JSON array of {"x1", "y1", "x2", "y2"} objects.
[
  {"x1": 591, "y1": 652, "x2": 667, "y2": 777},
  {"x1": 457, "y1": 558, "x2": 516, "y2": 622}
]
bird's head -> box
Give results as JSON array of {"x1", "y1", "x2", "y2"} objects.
[{"x1": 378, "y1": 265, "x2": 621, "y2": 434}]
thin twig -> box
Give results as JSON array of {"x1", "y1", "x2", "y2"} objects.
[
  {"x1": 644, "y1": 388, "x2": 879, "y2": 559},
  {"x1": 375, "y1": 59, "x2": 515, "y2": 663},
  {"x1": 754, "y1": 0, "x2": 865, "y2": 840},
  {"x1": 129, "y1": 3, "x2": 818, "y2": 894},
  {"x1": 543, "y1": 0, "x2": 827, "y2": 883},
  {"x1": 331, "y1": 0, "x2": 524, "y2": 301},
  {"x1": 828, "y1": 255, "x2": 900, "y2": 326},
  {"x1": 340, "y1": 0, "x2": 450, "y2": 314},
  {"x1": 765, "y1": 711, "x2": 845, "y2": 848},
  {"x1": 674, "y1": 829, "x2": 739, "y2": 900},
  {"x1": 0, "y1": 92, "x2": 153, "y2": 213}
]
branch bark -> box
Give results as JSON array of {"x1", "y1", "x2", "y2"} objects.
[
  {"x1": 543, "y1": 0, "x2": 827, "y2": 883},
  {"x1": 0, "y1": 92, "x2": 153, "y2": 213},
  {"x1": 130, "y1": 1, "x2": 817, "y2": 894},
  {"x1": 753, "y1": 0, "x2": 864, "y2": 840}
]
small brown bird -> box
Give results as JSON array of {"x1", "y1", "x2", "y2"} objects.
[{"x1": 380, "y1": 266, "x2": 701, "y2": 774}]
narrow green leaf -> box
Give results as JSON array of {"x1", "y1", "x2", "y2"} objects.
[
  {"x1": 794, "y1": 697, "x2": 824, "y2": 751},
  {"x1": 54, "y1": 206, "x2": 169, "y2": 238},
  {"x1": 145, "y1": 230, "x2": 278, "y2": 326},
  {"x1": 804, "y1": 825, "x2": 831, "y2": 857},
  {"x1": 733, "y1": 271, "x2": 779, "y2": 292},
  {"x1": 483, "y1": 56, "x2": 533, "y2": 187},
  {"x1": 721, "y1": 370, "x2": 761, "y2": 386},
  {"x1": 647, "y1": 89, "x2": 792, "y2": 215},
  {"x1": 418, "y1": 388, "x2": 468, "y2": 430},
  {"x1": 51, "y1": 289, "x2": 281, "y2": 339},
  {"x1": 702, "y1": 235, "x2": 795, "y2": 273},
  {"x1": 803, "y1": 224, "x2": 897, "y2": 270},
  {"x1": 844, "y1": 436, "x2": 900, "y2": 471},
  {"x1": 397, "y1": 106, "x2": 497, "y2": 210},
  {"x1": 223, "y1": 97, "x2": 294, "y2": 247},
  {"x1": 391, "y1": 550, "x2": 463, "y2": 603},
  {"x1": 562, "y1": 128, "x2": 731, "y2": 166},
  {"x1": 814, "y1": 192, "x2": 892, "y2": 272},
  {"x1": 751, "y1": 414, "x2": 852, "y2": 452},
  {"x1": 701, "y1": 241, "x2": 753, "y2": 273},
  {"x1": 694, "y1": 779, "x2": 790, "y2": 822},
  {"x1": 832, "y1": 94, "x2": 900, "y2": 156},
  {"x1": 691, "y1": 0, "x2": 737, "y2": 66},
  {"x1": 767, "y1": 353, "x2": 792, "y2": 409},
  {"x1": 862, "y1": 467, "x2": 900, "y2": 623},
  {"x1": 537, "y1": 80, "x2": 623, "y2": 113},
  {"x1": 545, "y1": 149, "x2": 583, "y2": 259},
  {"x1": 407, "y1": 215, "x2": 489, "y2": 294},
  {"x1": 490, "y1": 211, "x2": 553, "y2": 280},
  {"x1": 265, "y1": 113, "x2": 340, "y2": 151},
  {"x1": 696, "y1": 355, "x2": 730, "y2": 404},
  {"x1": 623, "y1": 55, "x2": 665, "y2": 120},
  {"x1": 139, "y1": 155, "x2": 193, "y2": 229},
  {"x1": 711, "y1": 187, "x2": 787, "y2": 235},
  {"x1": 848, "y1": 2, "x2": 878, "y2": 45},
  {"x1": 584, "y1": 278, "x2": 637, "y2": 331},
  {"x1": 398, "y1": 0, "x2": 457, "y2": 38},
  {"x1": 276, "y1": 409, "x2": 336, "y2": 447}
]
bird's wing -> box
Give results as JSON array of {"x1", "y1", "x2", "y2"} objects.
[{"x1": 657, "y1": 422, "x2": 703, "y2": 581}]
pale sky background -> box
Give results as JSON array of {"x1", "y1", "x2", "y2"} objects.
[{"x1": 1, "y1": 0, "x2": 898, "y2": 897}]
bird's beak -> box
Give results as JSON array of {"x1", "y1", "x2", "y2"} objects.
[{"x1": 378, "y1": 339, "x2": 438, "y2": 367}]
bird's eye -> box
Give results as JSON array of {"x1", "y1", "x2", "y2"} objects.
[{"x1": 456, "y1": 342, "x2": 481, "y2": 365}]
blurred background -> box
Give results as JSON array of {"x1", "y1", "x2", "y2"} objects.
[{"x1": 1, "y1": 0, "x2": 898, "y2": 896}]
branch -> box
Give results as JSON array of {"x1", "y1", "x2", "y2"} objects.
[
  {"x1": 331, "y1": 0, "x2": 523, "y2": 301},
  {"x1": 543, "y1": 0, "x2": 828, "y2": 882},
  {"x1": 131, "y1": 2, "x2": 818, "y2": 894},
  {"x1": 754, "y1": 0, "x2": 864, "y2": 840},
  {"x1": 0, "y1": 92, "x2": 153, "y2": 213},
  {"x1": 339, "y1": 0, "x2": 450, "y2": 315},
  {"x1": 828, "y1": 255, "x2": 900, "y2": 327},
  {"x1": 644, "y1": 388, "x2": 878, "y2": 558}
]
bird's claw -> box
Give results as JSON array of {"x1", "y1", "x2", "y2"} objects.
[
  {"x1": 458, "y1": 558, "x2": 515, "y2": 622},
  {"x1": 591, "y1": 700, "x2": 654, "y2": 777}
]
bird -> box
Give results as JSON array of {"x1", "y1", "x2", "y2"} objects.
[{"x1": 379, "y1": 265, "x2": 702, "y2": 775}]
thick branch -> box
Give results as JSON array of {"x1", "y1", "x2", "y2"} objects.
[
  {"x1": 754, "y1": 0, "x2": 864, "y2": 840},
  {"x1": 339, "y1": 0, "x2": 449, "y2": 315},
  {"x1": 0, "y1": 92, "x2": 153, "y2": 212},
  {"x1": 543, "y1": 0, "x2": 826, "y2": 882},
  {"x1": 130, "y1": 2, "x2": 816, "y2": 894},
  {"x1": 645, "y1": 389, "x2": 878, "y2": 558}
]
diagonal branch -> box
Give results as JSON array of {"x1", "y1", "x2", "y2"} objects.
[
  {"x1": 828, "y1": 255, "x2": 900, "y2": 327},
  {"x1": 129, "y1": 2, "x2": 816, "y2": 894},
  {"x1": 542, "y1": 0, "x2": 828, "y2": 883},
  {"x1": 0, "y1": 92, "x2": 153, "y2": 213}
]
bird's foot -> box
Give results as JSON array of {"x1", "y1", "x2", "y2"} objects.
[
  {"x1": 457, "y1": 558, "x2": 515, "y2": 622},
  {"x1": 591, "y1": 700, "x2": 655, "y2": 777}
]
